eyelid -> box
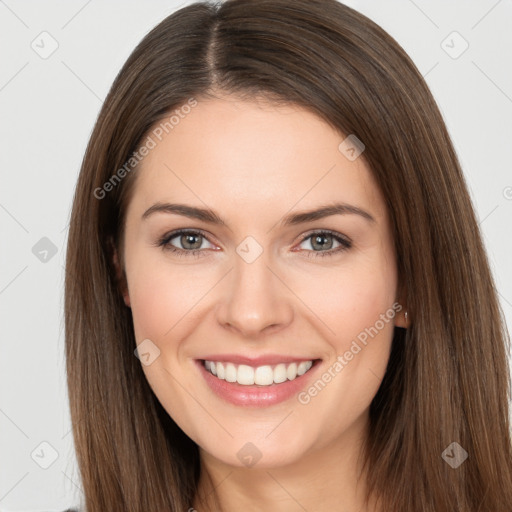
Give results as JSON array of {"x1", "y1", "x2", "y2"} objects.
[
  {"x1": 156, "y1": 228, "x2": 219, "y2": 250},
  {"x1": 295, "y1": 228, "x2": 351, "y2": 245},
  {"x1": 292, "y1": 229, "x2": 352, "y2": 256},
  {"x1": 156, "y1": 227, "x2": 352, "y2": 257}
]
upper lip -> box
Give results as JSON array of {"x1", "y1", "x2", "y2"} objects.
[{"x1": 198, "y1": 354, "x2": 320, "y2": 366}]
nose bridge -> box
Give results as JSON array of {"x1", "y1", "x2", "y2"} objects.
[{"x1": 217, "y1": 238, "x2": 293, "y2": 336}]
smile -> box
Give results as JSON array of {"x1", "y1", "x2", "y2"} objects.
[
  {"x1": 204, "y1": 360, "x2": 314, "y2": 386},
  {"x1": 195, "y1": 357, "x2": 322, "y2": 407}
]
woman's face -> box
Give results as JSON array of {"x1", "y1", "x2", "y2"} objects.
[{"x1": 117, "y1": 95, "x2": 405, "y2": 468}]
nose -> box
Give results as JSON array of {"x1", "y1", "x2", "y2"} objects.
[{"x1": 215, "y1": 249, "x2": 294, "y2": 338}]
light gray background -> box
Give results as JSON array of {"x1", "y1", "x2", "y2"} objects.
[{"x1": 1, "y1": 0, "x2": 511, "y2": 510}]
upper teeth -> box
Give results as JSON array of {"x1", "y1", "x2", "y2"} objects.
[{"x1": 204, "y1": 360, "x2": 313, "y2": 386}]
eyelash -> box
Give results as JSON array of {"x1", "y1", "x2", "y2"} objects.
[{"x1": 155, "y1": 228, "x2": 352, "y2": 259}]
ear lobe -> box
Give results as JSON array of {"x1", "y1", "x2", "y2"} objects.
[
  {"x1": 394, "y1": 305, "x2": 408, "y2": 329},
  {"x1": 394, "y1": 286, "x2": 408, "y2": 329},
  {"x1": 109, "y1": 237, "x2": 131, "y2": 308}
]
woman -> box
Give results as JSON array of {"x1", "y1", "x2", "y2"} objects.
[{"x1": 64, "y1": 0, "x2": 512, "y2": 510}]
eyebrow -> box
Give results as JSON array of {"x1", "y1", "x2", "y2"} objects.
[{"x1": 141, "y1": 201, "x2": 376, "y2": 227}]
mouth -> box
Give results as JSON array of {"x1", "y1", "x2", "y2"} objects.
[
  {"x1": 194, "y1": 357, "x2": 322, "y2": 407},
  {"x1": 202, "y1": 359, "x2": 317, "y2": 386}
]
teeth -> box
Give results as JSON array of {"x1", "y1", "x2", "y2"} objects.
[
  {"x1": 286, "y1": 362, "x2": 298, "y2": 380},
  {"x1": 273, "y1": 363, "x2": 287, "y2": 383},
  {"x1": 297, "y1": 361, "x2": 311, "y2": 376},
  {"x1": 255, "y1": 365, "x2": 273, "y2": 385},
  {"x1": 204, "y1": 360, "x2": 314, "y2": 386},
  {"x1": 238, "y1": 364, "x2": 255, "y2": 385},
  {"x1": 216, "y1": 362, "x2": 225, "y2": 380},
  {"x1": 225, "y1": 363, "x2": 237, "y2": 383}
]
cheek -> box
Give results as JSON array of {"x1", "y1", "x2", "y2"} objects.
[
  {"x1": 293, "y1": 260, "x2": 398, "y2": 433},
  {"x1": 126, "y1": 252, "x2": 216, "y2": 347},
  {"x1": 340, "y1": 270, "x2": 395, "y2": 342},
  {"x1": 294, "y1": 254, "x2": 397, "y2": 348}
]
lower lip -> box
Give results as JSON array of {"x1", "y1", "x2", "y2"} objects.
[{"x1": 195, "y1": 359, "x2": 321, "y2": 407}]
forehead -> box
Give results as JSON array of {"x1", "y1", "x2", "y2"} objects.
[{"x1": 126, "y1": 97, "x2": 385, "y2": 226}]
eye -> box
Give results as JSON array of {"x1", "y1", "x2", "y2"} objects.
[
  {"x1": 156, "y1": 229, "x2": 217, "y2": 258},
  {"x1": 155, "y1": 228, "x2": 352, "y2": 259},
  {"x1": 295, "y1": 230, "x2": 352, "y2": 258}
]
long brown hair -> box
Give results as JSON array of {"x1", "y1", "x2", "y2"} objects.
[{"x1": 64, "y1": 0, "x2": 512, "y2": 510}]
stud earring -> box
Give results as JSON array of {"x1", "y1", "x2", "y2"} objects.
[{"x1": 404, "y1": 310, "x2": 408, "y2": 325}]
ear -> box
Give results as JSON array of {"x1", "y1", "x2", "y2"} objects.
[
  {"x1": 108, "y1": 237, "x2": 131, "y2": 308},
  {"x1": 394, "y1": 303, "x2": 408, "y2": 329},
  {"x1": 394, "y1": 285, "x2": 408, "y2": 329}
]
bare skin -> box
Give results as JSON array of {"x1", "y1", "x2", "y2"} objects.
[{"x1": 114, "y1": 94, "x2": 407, "y2": 511}]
